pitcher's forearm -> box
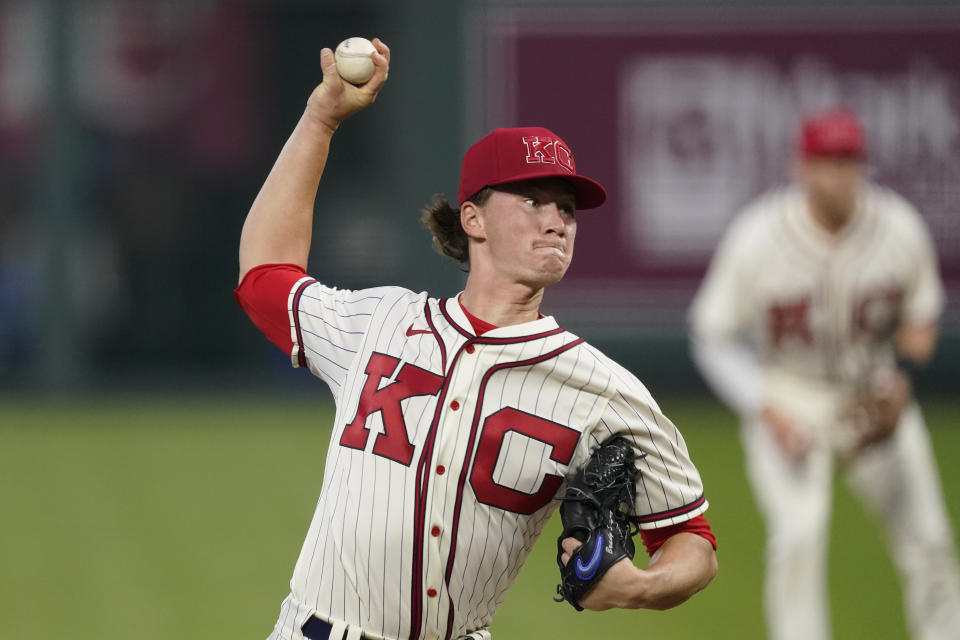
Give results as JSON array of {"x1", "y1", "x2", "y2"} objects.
[
  {"x1": 571, "y1": 532, "x2": 717, "y2": 611},
  {"x1": 238, "y1": 110, "x2": 337, "y2": 282},
  {"x1": 635, "y1": 532, "x2": 718, "y2": 610},
  {"x1": 238, "y1": 40, "x2": 390, "y2": 282}
]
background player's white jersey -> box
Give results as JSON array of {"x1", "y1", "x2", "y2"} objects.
[
  {"x1": 691, "y1": 183, "x2": 944, "y2": 411},
  {"x1": 689, "y1": 182, "x2": 960, "y2": 640},
  {"x1": 270, "y1": 283, "x2": 708, "y2": 640}
]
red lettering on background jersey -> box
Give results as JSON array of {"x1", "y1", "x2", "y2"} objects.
[
  {"x1": 768, "y1": 297, "x2": 814, "y2": 346},
  {"x1": 340, "y1": 353, "x2": 443, "y2": 465},
  {"x1": 470, "y1": 407, "x2": 579, "y2": 514}
]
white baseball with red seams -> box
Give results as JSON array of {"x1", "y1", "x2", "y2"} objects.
[
  {"x1": 264, "y1": 284, "x2": 708, "y2": 640},
  {"x1": 335, "y1": 37, "x2": 376, "y2": 85}
]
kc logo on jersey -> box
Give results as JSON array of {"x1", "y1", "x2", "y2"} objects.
[
  {"x1": 522, "y1": 136, "x2": 575, "y2": 173},
  {"x1": 340, "y1": 353, "x2": 444, "y2": 465}
]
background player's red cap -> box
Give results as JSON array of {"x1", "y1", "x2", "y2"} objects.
[
  {"x1": 798, "y1": 107, "x2": 866, "y2": 158},
  {"x1": 458, "y1": 126, "x2": 607, "y2": 209}
]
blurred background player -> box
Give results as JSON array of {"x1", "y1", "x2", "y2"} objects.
[
  {"x1": 688, "y1": 107, "x2": 960, "y2": 640},
  {"x1": 235, "y1": 39, "x2": 716, "y2": 640}
]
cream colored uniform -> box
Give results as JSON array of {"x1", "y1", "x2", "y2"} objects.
[
  {"x1": 690, "y1": 183, "x2": 960, "y2": 640},
  {"x1": 268, "y1": 283, "x2": 709, "y2": 640}
]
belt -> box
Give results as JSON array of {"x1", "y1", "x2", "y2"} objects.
[{"x1": 301, "y1": 616, "x2": 372, "y2": 640}]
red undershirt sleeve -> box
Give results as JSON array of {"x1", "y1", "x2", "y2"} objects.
[
  {"x1": 233, "y1": 263, "x2": 311, "y2": 355},
  {"x1": 638, "y1": 514, "x2": 717, "y2": 557}
]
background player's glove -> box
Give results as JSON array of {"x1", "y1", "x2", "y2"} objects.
[
  {"x1": 554, "y1": 436, "x2": 640, "y2": 610},
  {"x1": 839, "y1": 367, "x2": 912, "y2": 459}
]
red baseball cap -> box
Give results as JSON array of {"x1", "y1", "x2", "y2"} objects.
[
  {"x1": 798, "y1": 107, "x2": 866, "y2": 158},
  {"x1": 458, "y1": 127, "x2": 607, "y2": 209}
]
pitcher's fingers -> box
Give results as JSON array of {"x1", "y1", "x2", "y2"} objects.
[
  {"x1": 319, "y1": 48, "x2": 344, "y2": 86},
  {"x1": 561, "y1": 537, "x2": 582, "y2": 555},
  {"x1": 368, "y1": 38, "x2": 390, "y2": 83},
  {"x1": 371, "y1": 37, "x2": 391, "y2": 63},
  {"x1": 366, "y1": 47, "x2": 389, "y2": 85}
]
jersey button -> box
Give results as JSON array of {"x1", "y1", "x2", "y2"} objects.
[
  {"x1": 465, "y1": 344, "x2": 475, "y2": 354},
  {"x1": 427, "y1": 588, "x2": 438, "y2": 598},
  {"x1": 449, "y1": 400, "x2": 460, "y2": 411},
  {"x1": 436, "y1": 465, "x2": 446, "y2": 475},
  {"x1": 431, "y1": 525, "x2": 441, "y2": 537}
]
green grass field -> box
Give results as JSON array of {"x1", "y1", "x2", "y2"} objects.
[{"x1": 2, "y1": 392, "x2": 957, "y2": 639}]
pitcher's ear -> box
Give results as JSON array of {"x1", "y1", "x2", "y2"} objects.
[{"x1": 461, "y1": 201, "x2": 486, "y2": 240}]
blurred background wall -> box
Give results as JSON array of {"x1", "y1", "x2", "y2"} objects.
[{"x1": 1, "y1": 0, "x2": 957, "y2": 396}]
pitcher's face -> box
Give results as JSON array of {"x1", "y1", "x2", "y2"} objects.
[{"x1": 474, "y1": 178, "x2": 578, "y2": 289}]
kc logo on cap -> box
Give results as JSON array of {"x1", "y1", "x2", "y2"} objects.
[
  {"x1": 521, "y1": 136, "x2": 575, "y2": 173},
  {"x1": 458, "y1": 126, "x2": 606, "y2": 209}
]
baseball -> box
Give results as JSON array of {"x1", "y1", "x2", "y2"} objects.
[{"x1": 334, "y1": 37, "x2": 376, "y2": 85}]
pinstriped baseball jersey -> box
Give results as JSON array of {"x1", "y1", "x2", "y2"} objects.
[
  {"x1": 275, "y1": 279, "x2": 707, "y2": 640},
  {"x1": 690, "y1": 183, "x2": 944, "y2": 392}
]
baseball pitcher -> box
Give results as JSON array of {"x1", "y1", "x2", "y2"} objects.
[
  {"x1": 689, "y1": 107, "x2": 960, "y2": 640},
  {"x1": 236, "y1": 39, "x2": 716, "y2": 640}
]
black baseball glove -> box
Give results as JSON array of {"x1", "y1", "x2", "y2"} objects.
[{"x1": 554, "y1": 436, "x2": 641, "y2": 610}]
